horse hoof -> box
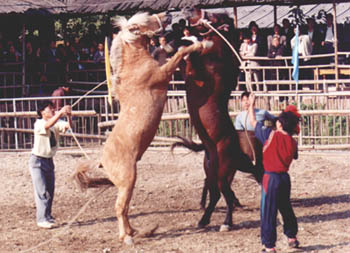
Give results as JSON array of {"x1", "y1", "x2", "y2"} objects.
[
  {"x1": 123, "y1": 235, "x2": 134, "y2": 245},
  {"x1": 198, "y1": 220, "x2": 209, "y2": 229},
  {"x1": 219, "y1": 224, "x2": 231, "y2": 232},
  {"x1": 198, "y1": 223, "x2": 206, "y2": 229}
]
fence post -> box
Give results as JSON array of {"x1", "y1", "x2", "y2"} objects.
[
  {"x1": 297, "y1": 95, "x2": 303, "y2": 147},
  {"x1": 104, "y1": 95, "x2": 109, "y2": 122},
  {"x1": 13, "y1": 99, "x2": 18, "y2": 149}
]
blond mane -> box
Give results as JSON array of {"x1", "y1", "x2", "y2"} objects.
[
  {"x1": 115, "y1": 12, "x2": 151, "y2": 44},
  {"x1": 109, "y1": 12, "x2": 152, "y2": 96}
]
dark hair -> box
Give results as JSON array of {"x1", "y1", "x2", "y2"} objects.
[
  {"x1": 37, "y1": 100, "x2": 54, "y2": 119},
  {"x1": 242, "y1": 29, "x2": 251, "y2": 40},
  {"x1": 277, "y1": 111, "x2": 299, "y2": 135},
  {"x1": 241, "y1": 91, "x2": 251, "y2": 99},
  {"x1": 248, "y1": 21, "x2": 258, "y2": 30}
]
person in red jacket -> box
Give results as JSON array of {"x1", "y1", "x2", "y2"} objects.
[{"x1": 248, "y1": 93, "x2": 301, "y2": 252}]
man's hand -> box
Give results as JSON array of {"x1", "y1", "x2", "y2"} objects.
[
  {"x1": 60, "y1": 105, "x2": 72, "y2": 116},
  {"x1": 248, "y1": 93, "x2": 256, "y2": 108},
  {"x1": 248, "y1": 93, "x2": 257, "y2": 129}
]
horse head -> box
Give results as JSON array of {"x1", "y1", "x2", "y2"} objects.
[
  {"x1": 116, "y1": 12, "x2": 172, "y2": 44},
  {"x1": 182, "y1": 7, "x2": 235, "y2": 56}
]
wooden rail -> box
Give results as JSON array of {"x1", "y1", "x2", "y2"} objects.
[{"x1": 0, "y1": 110, "x2": 97, "y2": 117}]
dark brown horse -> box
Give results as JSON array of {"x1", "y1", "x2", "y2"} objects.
[{"x1": 175, "y1": 7, "x2": 262, "y2": 231}]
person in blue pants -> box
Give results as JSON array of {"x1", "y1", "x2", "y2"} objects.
[
  {"x1": 248, "y1": 93, "x2": 301, "y2": 252},
  {"x1": 29, "y1": 100, "x2": 72, "y2": 229}
]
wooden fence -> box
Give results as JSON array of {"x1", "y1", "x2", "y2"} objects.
[{"x1": 1, "y1": 92, "x2": 350, "y2": 151}]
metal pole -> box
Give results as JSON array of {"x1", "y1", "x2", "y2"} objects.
[
  {"x1": 333, "y1": 1, "x2": 339, "y2": 90},
  {"x1": 233, "y1": 7, "x2": 238, "y2": 29},
  {"x1": 274, "y1": 5, "x2": 277, "y2": 25},
  {"x1": 22, "y1": 23, "x2": 26, "y2": 97},
  {"x1": 13, "y1": 99, "x2": 18, "y2": 149}
]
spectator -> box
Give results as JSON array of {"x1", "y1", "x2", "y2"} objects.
[
  {"x1": 152, "y1": 36, "x2": 173, "y2": 66},
  {"x1": 267, "y1": 36, "x2": 287, "y2": 81},
  {"x1": 45, "y1": 40, "x2": 59, "y2": 63},
  {"x1": 239, "y1": 31, "x2": 260, "y2": 89},
  {"x1": 305, "y1": 17, "x2": 322, "y2": 56},
  {"x1": 267, "y1": 24, "x2": 286, "y2": 51},
  {"x1": 51, "y1": 85, "x2": 70, "y2": 111},
  {"x1": 320, "y1": 13, "x2": 342, "y2": 63},
  {"x1": 182, "y1": 27, "x2": 198, "y2": 44},
  {"x1": 29, "y1": 100, "x2": 72, "y2": 229},
  {"x1": 79, "y1": 39, "x2": 90, "y2": 61},
  {"x1": 6, "y1": 44, "x2": 21, "y2": 63},
  {"x1": 25, "y1": 41, "x2": 40, "y2": 84},
  {"x1": 249, "y1": 21, "x2": 265, "y2": 56},
  {"x1": 67, "y1": 44, "x2": 83, "y2": 70},
  {"x1": 281, "y1": 19, "x2": 294, "y2": 55},
  {"x1": 93, "y1": 43, "x2": 105, "y2": 64},
  {"x1": 148, "y1": 37, "x2": 158, "y2": 54},
  {"x1": 248, "y1": 94, "x2": 301, "y2": 253},
  {"x1": 87, "y1": 45, "x2": 96, "y2": 61},
  {"x1": 291, "y1": 27, "x2": 312, "y2": 62},
  {"x1": 44, "y1": 40, "x2": 61, "y2": 83}
]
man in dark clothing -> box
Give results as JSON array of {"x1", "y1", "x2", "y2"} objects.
[
  {"x1": 151, "y1": 36, "x2": 173, "y2": 66},
  {"x1": 267, "y1": 36, "x2": 286, "y2": 81}
]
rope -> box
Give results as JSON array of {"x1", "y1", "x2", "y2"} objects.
[
  {"x1": 69, "y1": 79, "x2": 108, "y2": 159},
  {"x1": 71, "y1": 80, "x2": 107, "y2": 108},
  {"x1": 202, "y1": 20, "x2": 257, "y2": 167},
  {"x1": 244, "y1": 113, "x2": 256, "y2": 166},
  {"x1": 201, "y1": 20, "x2": 253, "y2": 92},
  {"x1": 21, "y1": 187, "x2": 109, "y2": 253}
]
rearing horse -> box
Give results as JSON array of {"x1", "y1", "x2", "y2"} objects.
[
  {"x1": 73, "y1": 12, "x2": 209, "y2": 245},
  {"x1": 178, "y1": 7, "x2": 259, "y2": 231}
]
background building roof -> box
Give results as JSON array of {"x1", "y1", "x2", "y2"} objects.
[{"x1": 0, "y1": 0, "x2": 66, "y2": 15}]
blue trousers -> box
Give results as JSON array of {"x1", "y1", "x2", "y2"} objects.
[
  {"x1": 261, "y1": 171, "x2": 298, "y2": 248},
  {"x1": 29, "y1": 154, "x2": 55, "y2": 223}
]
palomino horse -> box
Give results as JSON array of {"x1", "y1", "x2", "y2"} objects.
[
  {"x1": 74, "y1": 12, "x2": 209, "y2": 245},
  {"x1": 176, "y1": 7, "x2": 261, "y2": 231}
]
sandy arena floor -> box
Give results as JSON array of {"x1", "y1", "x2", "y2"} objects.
[{"x1": 0, "y1": 148, "x2": 349, "y2": 252}]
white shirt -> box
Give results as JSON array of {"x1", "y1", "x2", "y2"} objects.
[
  {"x1": 182, "y1": 35, "x2": 198, "y2": 44},
  {"x1": 308, "y1": 30, "x2": 314, "y2": 40},
  {"x1": 325, "y1": 26, "x2": 334, "y2": 42},
  {"x1": 32, "y1": 119, "x2": 69, "y2": 158}
]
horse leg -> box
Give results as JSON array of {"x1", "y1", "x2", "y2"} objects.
[
  {"x1": 113, "y1": 165, "x2": 137, "y2": 245},
  {"x1": 219, "y1": 176, "x2": 236, "y2": 231},
  {"x1": 200, "y1": 150, "x2": 210, "y2": 209},
  {"x1": 200, "y1": 178, "x2": 208, "y2": 209},
  {"x1": 198, "y1": 180, "x2": 221, "y2": 228},
  {"x1": 227, "y1": 172, "x2": 242, "y2": 208}
]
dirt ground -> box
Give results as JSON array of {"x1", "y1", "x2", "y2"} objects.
[{"x1": 0, "y1": 148, "x2": 350, "y2": 253}]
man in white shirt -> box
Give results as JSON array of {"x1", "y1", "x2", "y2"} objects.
[
  {"x1": 320, "y1": 13, "x2": 340, "y2": 63},
  {"x1": 234, "y1": 91, "x2": 275, "y2": 131},
  {"x1": 29, "y1": 100, "x2": 72, "y2": 229}
]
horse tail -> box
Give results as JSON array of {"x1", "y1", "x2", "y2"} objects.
[
  {"x1": 73, "y1": 161, "x2": 114, "y2": 191},
  {"x1": 171, "y1": 136, "x2": 205, "y2": 153}
]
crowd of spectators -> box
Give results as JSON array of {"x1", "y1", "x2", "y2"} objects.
[
  {"x1": 0, "y1": 36, "x2": 106, "y2": 86},
  {"x1": 1, "y1": 13, "x2": 350, "y2": 95},
  {"x1": 238, "y1": 13, "x2": 350, "y2": 84}
]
